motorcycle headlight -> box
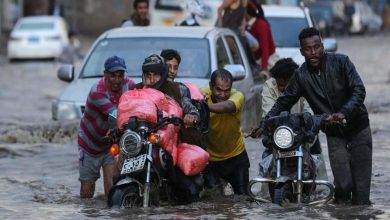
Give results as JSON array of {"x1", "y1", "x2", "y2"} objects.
[
  {"x1": 273, "y1": 126, "x2": 294, "y2": 149},
  {"x1": 119, "y1": 130, "x2": 142, "y2": 157}
]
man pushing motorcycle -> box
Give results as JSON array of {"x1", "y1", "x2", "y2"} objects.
[
  {"x1": 202, "y1": 69, "x2": 250, "y2": 195},
  {"x1": 253, "y1": 27, "x2": 372, "y2": 205},
  {"x1": 77, "y1": 56, "x2": 135, "y2": 198}
]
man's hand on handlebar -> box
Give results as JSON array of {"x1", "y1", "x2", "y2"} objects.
[
  {"x1": 183, "y1": 114, "x2": 199, "y2": 127},
  {"x1": 103, "y1": 128, "x2": 120, "y2": 144},
  {"x1": 246, "y1": 126, "x2": 263, "y2": 138},
  {"x1": 322, "y1": 112, "x2": 346, "y2": 129},
  {"x1": 330, "y1": 113, "x2": 346, "y2": 124}
]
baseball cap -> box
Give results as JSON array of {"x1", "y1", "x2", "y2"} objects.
[{"x1": 104, "y1": 56, "x2": 127, "y2": 73}]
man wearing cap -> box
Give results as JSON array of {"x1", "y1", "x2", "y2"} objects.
[{"x1": 78, "y1": 55, "x2": 135, "y2": 198}]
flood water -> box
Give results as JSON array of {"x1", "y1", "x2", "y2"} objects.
[{"x1": 1, "y1": 33, "x2": 390, "y2": 219}]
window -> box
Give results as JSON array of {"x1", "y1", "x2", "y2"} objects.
[
  {"x1": 225, "y1": 35, "x2": 244, "y2": 65},
  {"x1": 80, "y1": 37, "x2": 210, "y2": 79},
  {"x1": 155, "y1": 0, "x2": 183, "y2": 11},
  {"x1": 18, "y1": 22, "x2": 54, "y2": 30},
  {"x1": 266, "y1": 17, "x2": 308, "y2": 47},
  {"x1": 216, "y1": 37, "x2": 230, "y2": 69}
]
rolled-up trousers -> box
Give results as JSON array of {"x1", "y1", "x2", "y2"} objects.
[{"x1": 326, "y1": 126, "x2": 372, "y2": 205}]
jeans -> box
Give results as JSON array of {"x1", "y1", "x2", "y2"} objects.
[{"x1": 326, "y1": 126, "x2": 372, "y2": 205}]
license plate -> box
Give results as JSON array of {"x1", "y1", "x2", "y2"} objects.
[
  {"x1": 121, "y1": 154, "x2": 147, "y2": 175},
  {"x1": 28, "y1": 37, "x2": 39, "y2": 43},
  {"x1": 279, "y1": 150, "x2": 298, "y2": 158}
]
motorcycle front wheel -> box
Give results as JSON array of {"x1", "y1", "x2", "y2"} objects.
[
  {"x1": 272, "y1": 183, "x2": 294, "y2": 206},
  {"x1": 108, "y1": 185, "x2": 142, "y2": 208}
]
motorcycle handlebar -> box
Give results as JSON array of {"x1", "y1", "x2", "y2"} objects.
[{"x1": 151, "y1": 116, "x2": 184, "y2": 133}]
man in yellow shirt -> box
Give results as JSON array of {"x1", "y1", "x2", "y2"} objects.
[{"x1": 202, "y1": 69, "x2": 249, "y2": 194}]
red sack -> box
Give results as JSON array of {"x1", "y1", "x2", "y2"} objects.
[
  {"x1": 117, "y1": 88, "x2": 183, "y2": 165},
  {"x1": 117, "y1": 88, "x2": 183, "y2": 129},
  {"x1": 176, "y1": 143, "x2": 209, "y2": 176},
  {"x1": 183, "y1": 82, "x2": 205, "y2": 100},
  {"x1": 117, "y1": 97, "x2": 157, "y2": 129},
  {"x1": 156, "y1": 124, "x2": 179, "y2": 165},
  {"x1": 117, "y1": 88, "x2": 166, "y2": 128},
  {"x1": 158, "y1": 94, "x2": 183, "y2": 120}
]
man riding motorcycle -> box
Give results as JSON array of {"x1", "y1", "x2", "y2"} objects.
[{"x1": 132, "y1": 54, "x2": 203, "y2": 203}]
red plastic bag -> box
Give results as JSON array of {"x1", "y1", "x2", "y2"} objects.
[
  {"x1": 176, "y1": 143, "x2": 209, "y2": 176},
  {"x1": 183, "y1": 82, "x2": 205, "y2": 100}
]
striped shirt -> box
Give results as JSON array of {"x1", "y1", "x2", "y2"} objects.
[{"x1": 78, "y1": 77, "x2": 135, "y2": 155}]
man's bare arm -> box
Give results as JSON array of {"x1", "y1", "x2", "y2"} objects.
[{"x1": 208, "y1": 100, "x2": 236, "y2": 113}]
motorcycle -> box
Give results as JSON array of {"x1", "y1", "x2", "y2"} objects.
[
  {"x1": 106, "y1": 88, "x2": 208, "y2": 208},
  {"x1": 107, "y1": 112, "x2": 185, "y2": 208},
  {"x1": 247, "y1": 112, "x2": 334, "y2": 205}
]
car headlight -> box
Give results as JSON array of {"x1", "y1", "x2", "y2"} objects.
[
  {"x1": 52, "y1": 100, "x2": 79, "y2": 121},
  {"x1": 119, "y1": 130, "x2": 142, "y2": 157},
  {"x1": 273, "y1": 126, "x2": 294, "y2": 149}
]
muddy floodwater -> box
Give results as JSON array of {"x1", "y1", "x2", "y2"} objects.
[{"x1": 1, "y1": 33, "x2": 390, "y2": 219}]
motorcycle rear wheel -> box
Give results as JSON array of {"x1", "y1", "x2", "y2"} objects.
[{"x1": 108, "y1": 185, "x2": 142, "y2": 208}]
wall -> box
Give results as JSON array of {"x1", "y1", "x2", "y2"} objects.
[{"x1": 58, "y1": 0, "x2": 133, "y2": 36}]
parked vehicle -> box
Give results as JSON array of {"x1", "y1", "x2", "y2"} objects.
[
  {"x1": 262, "y1": 5, "x2": 337, "y2": 65},
  {"x1": 52, "y1": 26, "x2": 263, "y2": 131},
  {"x1": 308, "y1": 1, "x2": 346, "y2": 37},
  {"x1": 247, "y1": 112, "x2": 334, "y2": 205},
  {"x1": 349, "y1": 1, "x2": 383, "y2": 34},
  {"x1": 149, "y1": 0, "x2": 222, "y2": 26},
  {"x1": 149, "y1": 2, "x2": 338, "y2": 66},
  {"x1": 7, "y1": 16, "x2": 68, "y2": 60}
]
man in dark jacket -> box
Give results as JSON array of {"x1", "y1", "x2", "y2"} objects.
[{"x1": 262, "y1": 27, "x2": 372, "y2": 205}]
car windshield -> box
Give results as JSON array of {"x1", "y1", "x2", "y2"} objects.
[
  {"x1": 80, "y1": 37, "x2": 210, "y2": 79},
  {"x1": 18, "y1": 22, "x2": 54, "y2": 30},
  {"x1": 267, "y1": 17, "x2": 309, "y2": 47},
  {"x1": 309, "y1": 6, "x2": 333, "y2": 21}
]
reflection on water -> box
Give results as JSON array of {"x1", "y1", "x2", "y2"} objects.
[{"x1": 0, "y1": 136, "x2": 389, "y2": 219}]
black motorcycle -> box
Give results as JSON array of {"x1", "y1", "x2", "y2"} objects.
[
  {"x1": 247, "y1": 112, "x2": 334, "y2": 205},
  {"x1": 107, "y1": 112, "x2": 185, "y2": 208}
]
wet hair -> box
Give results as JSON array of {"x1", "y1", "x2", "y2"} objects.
[
  {"x1": 160, "y1": 49, "x2": 181, "y2": 64},
  {"x1": 270, "y1": 58, "x2": 299, "y2": 80},
  {"x1": 246, "y1": 1, "x2": 266, "y2": 21},
  {"x1": 210, "y1": 69, "x2": 233, "y2": 87},
  {"x1": 299, "y1": 27, "x2": 321, "y2": 41},
  {"x1": 133, "y1": 0, "x2": 149, "y2": 9}
]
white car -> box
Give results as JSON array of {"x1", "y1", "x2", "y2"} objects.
[
  {"x1": 7, "y1": 15, "x2": 69, "y2": 60},
  {"x1": 149, "y1": 0, "x2": 222, "y2": 27},
  {"x1": 52, "y1": 26, "x2": 263, "y2": 131},
  {"x1": 350, "y1": 1, "x2": 383, "y2": 34},
  {"x1": 263, "y1": 5, "x2": 337, "y2": 65}
]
